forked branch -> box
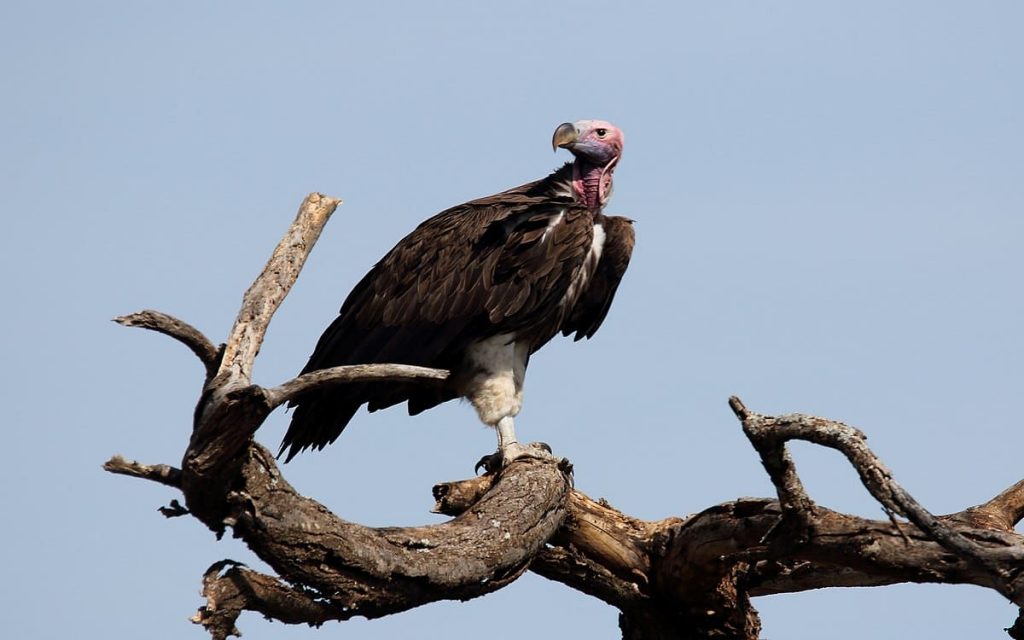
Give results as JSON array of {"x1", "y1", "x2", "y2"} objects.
[{"x1": 730, "y1": 396, "x2": 1023, "y2": 604}]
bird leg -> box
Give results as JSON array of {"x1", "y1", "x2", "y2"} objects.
[
  {"x1": 475, "y1": 417, "x2": 559, "y2": 474},
  {"x1": 497, "y1": 416, "x2": 520, "y2": 454}
]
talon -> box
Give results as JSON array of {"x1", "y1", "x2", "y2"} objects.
[
  {"x1": 557, "y1": 458, "x2": 574, "y2": 478},
  {"x1": 475, "y1": 451, "x2": 503, "y2": 475},
  {"x1": 500, "y1": 442, "x2": 562, "y2": 467},
  {"x1": 492, "y1": 417, "x2": 560, "y2": 468}
]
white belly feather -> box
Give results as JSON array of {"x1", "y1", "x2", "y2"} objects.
[
  {"x1": 459, "y1": 220, "x2": 606, "y2": 428},
  {"x1": 460, "y1": 333, "x2": 530, "y2": 426}
]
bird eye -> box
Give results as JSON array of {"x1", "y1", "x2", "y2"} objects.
[{"x1": 596, "y1": 128, "x2": 608, "y2": 137}]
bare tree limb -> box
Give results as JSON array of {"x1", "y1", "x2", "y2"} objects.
[
  {"x1": 531, "y1": 547, "x2": 647, "y2": 609},
  {"x1": 224, "y1": 444, "x2": 572, "y2": 606},
  {"x1": 114, "y1": 310, "x2": 221, "y2": 380},
  {"x1": 729, "y1": 396, "x2": 1024, "y2": 605},
  {"x1": 263, "y1": 363, "x2": 448, "y2": 409},
  {"x1": 729, "y1": 397, "x2": 816, "y2": 537},
  {"x1": 184, "y1": 193, "x2": 342, "y2": 495},
  {"x1": 217, "y1": 192, "x2": 340, "y2": 386},
  {"x1": 103, "y1": 454, "x2": 182, "y2": 488},
  {"x1": 194, "y1": 561, "x2": 349, "y2": 640},
  {"x1": 432, "y1": 470, "x2": 1024, "y2": 637},
  {"x1": 435, "y1": 473, "x2": 662, "y2": 606}
]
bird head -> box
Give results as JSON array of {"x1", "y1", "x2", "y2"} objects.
[
  {"x1": 552, "y1": 120, "x2": 623, "y2": 211},
  {"x1": 552, "y1": 120, "x2": 624, "y2": 167}
]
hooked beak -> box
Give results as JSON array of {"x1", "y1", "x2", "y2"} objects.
[{"x1": 551, "y1": 122, "x2": 578, "y2": 151}]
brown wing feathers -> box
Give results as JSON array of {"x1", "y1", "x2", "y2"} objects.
[
  {"x1": 562, "y1": 215, "x2": 635, "y2": 341},
  {"x1": 280, "y1": 164, "x2": 633, "y2": 461}
]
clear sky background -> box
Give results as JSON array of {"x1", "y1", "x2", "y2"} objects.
[{"x1": 2, "y1": 1, "x2": 1022, "y2": 638}]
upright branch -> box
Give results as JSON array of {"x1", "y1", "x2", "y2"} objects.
[
  {"x1": 182, "y1": 193, "x2": 343, "y2": 521},
  {"x1": 216, "y1": 193, "x2": 338, "y2": 387}
]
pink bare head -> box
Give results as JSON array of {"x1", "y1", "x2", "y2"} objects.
[
  {"x1": 552, "y1": 120, "x2": 624, "y2": 211},
  {"x1": 552, "y1": 120, "x2": 624, "y2": 168}
]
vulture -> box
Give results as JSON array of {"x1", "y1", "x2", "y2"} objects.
[{"x1": 281, "y1": 120, "x2": 633, "y2": 464}]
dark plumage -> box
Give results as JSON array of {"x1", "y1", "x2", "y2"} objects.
[{"x1": 281, "y1": 120, "x2": 633, "y2": 462}]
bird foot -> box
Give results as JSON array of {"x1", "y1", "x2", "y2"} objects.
[{"x1": 475, "y1": 442, "x2": 568, "y2": 475}]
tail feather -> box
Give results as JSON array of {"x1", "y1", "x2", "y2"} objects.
[
  {"x1": 280, "y1": 317, "x2": 471, "y2": 461},
  {"x1": 280, "y1": 392, "x2": 362, "y2": 461}
]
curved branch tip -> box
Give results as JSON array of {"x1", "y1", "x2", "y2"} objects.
[{"x1": 113, "y1": 310, "x2": 220, "y2": 377}]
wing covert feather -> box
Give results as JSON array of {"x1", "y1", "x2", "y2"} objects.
[
  {"x1": 562, "y1": 215, "x2": 635, "y2": 341},
  {"x1": 281, "y1": 174, "x2": 598, "y2": 459}
]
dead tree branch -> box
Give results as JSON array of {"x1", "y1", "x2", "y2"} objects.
[
  {"x1": 114, "y1": 310, "x2": 221, "y2": 381},
  {"x1": 107, "y1": 192, "x2": 1024, "y2": 639},
  {"x1": 193, "y1": 561, "x2": 345, "y2": 640},
  {"x1": 263, "y1": 363, "x2": 448, "y2": 409},
  {"x1": 103, "y1": 454, "x2": 182, "y2": 488},
  {"x1": 730, "y1": 397, "x2": 1023, "y2": 604}
]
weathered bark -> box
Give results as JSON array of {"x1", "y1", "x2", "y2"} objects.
[{"x1": 106, "y1": 192, "x2": 1024, "y2": 639}]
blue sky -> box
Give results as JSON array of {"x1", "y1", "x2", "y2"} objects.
[{"x1": 2, "y1": 1, "x2": 1022, "y2": 638}]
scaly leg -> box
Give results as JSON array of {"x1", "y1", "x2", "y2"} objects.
[
  {"x1": 471, "y1": 416, "x2": 555, "y2": 472},
  {"x1": 496, "y1": 416, "x2": 527, "y2": 462}
]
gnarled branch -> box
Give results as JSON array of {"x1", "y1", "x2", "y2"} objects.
[
  {"x1": 729, "y1": 396, "x2": 1021, "y2": 604},
  {"x1": 107, "y1": 192, "x2": 1024, "y2": 639},
  {"x1": 106, "y1": 192, "x2": 576, "y2": 638}
]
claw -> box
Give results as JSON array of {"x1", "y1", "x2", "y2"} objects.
[
  {"x1": 501, "y1": 442, "x2": 561, "y2": 466},
  {"x1": 475, "y1": 451, "x2": 502, "y2": 475},
  {"x1": 476, "y1": 442, "x2": 565, "y2": 475}
]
